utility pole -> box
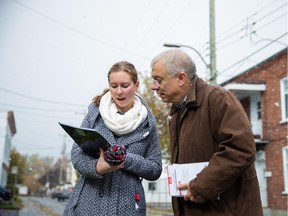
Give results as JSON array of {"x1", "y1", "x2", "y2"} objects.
[
  {"x1": 11, "y1": 166, "x2": 18, "y2": 200},
  {"x1": 59, "y1": 134, "x2": 66, "y2": 185},
  {"x1": 210, "y1": 0, "x2": 217, "y2": 84},
  {"x1": 164, "y1": 1, "x2": 217, "y2": 83}
]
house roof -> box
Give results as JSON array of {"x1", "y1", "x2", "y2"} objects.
[
  {"x1": 7, "y1": 111, "x2": 16, "y2": 136},
  {"x1": 224, "y1": 83, "x2": 266, "y2": 91},
  {"x1": 220, "y1": 48, "x2": 287, "y2": 86}
]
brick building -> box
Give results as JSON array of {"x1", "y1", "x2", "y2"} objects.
[
  {"x1": 222, "y1": 48, "x2": 287, "y2": 215},
  {"x1": 143, "y1": 49, "x2": 287, "y2": 215}
]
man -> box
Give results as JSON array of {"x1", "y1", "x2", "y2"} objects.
[{"x1": 150, "y1": 49, "x2": 263, "y2": 216}]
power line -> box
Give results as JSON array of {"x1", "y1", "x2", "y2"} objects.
[
  {"x1": 0, "y1": 102, "x2": 84, "y2": 112},
  {"x1": 13, "y1": 142, "x2": 61, "y2": 150},
  {"x1": 252, "y1": 2, "x2": 287, "y2": 24},
  {"x1": 119, "y1": 0, "x2": 153, "y2": 59},
  {"x1": 196, "y1": 0, "x2": 286, "y2": 61},
  {"x1": 216, "y1": 33, "x2": 287, "y2": 78},
  {"x1": 2, "y1": 109, "x2": 83, "y2": 120},
  {"x1": 10, "y1": 0, "x2": 149, "y2": 60},
  {"x1": 254, "y1": 12, "x2": 287, "y2": 32},
  {"x1": 216, "y1": 0, "x2": 282, "y2": 38},
  {"x1": 216, "y1": 0, "x2": 286, "y2": 41},
  {"x1": 130, "y1": 0, "x2": 172, "y2": 55},
  {"x1": 150, "y1": 0, "x2": 194, "y2": 54},
  {"x1": 0, "y1": 87, "x2": 86, "y2": 107},
  {"x1": 216, "y1": 12, "x2": 287, "y2": 52},
  {"x1": 12, "y1": 116, "x2": 79, "y2": 125},
  {"x1": 216, "y1": 3, "x2": 287, "y2": 47}
]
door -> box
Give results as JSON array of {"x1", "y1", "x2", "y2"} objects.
[{"x1": 255, "y1": 150, "x2": 268, "y2": 207}]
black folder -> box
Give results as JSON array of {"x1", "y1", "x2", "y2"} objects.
[{"x1": 59, "y1": 122, "x2": 110, "y2": 158}]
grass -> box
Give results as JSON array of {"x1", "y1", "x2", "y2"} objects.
[
  {"x1": 0, "y1": 196, "x2": 23, "y2": 210},
  {"x1": 147, "y1": 204, "x2": 174, "y2": 216}
]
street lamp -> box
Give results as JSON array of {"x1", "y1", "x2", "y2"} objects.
[
  {"x1": 163, "y1": 43, "x2": 216, "y2": 83},
  {"x1": 163, "y1": 43, "x2": 210, "y2": 69}
]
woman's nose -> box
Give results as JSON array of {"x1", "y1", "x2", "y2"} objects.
[{"x1": 116, "y1": 86, "x2": 124, "y2": 94}]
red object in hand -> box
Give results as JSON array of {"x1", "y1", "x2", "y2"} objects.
[{"x1": 104, "y1": 144, "x2": 126, "y2": 165}]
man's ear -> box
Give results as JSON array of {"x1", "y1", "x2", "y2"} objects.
[{"x1": 178, "y1": 72, "x2": 187, "y2": 86}]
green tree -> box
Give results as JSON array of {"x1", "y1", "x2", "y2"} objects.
[
  {"x1": 7, "y1": 148, "x2": 27, "y2": 186},
  {"x1": 139, "y1": 72, "x2": 171, "y2": 161},
  {"x1": 23, "y1": 154, "x2": 54, "y2": 195}
]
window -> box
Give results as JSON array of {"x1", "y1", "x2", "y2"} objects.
[
  {"x1": 283, "y1": 146, "x2": 288, "y2": 194},
  {"x1": 148, "y1": 182, "x2": 156, "y2": 191},
  {"x1": 257, "y1": 101, "x2": 261, "y2": 120},
  {"x1": 280, "y1": 77, "x2": 288, "y2": 122}
]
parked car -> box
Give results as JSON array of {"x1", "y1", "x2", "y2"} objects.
[
  {"x1": 0, "y1": 186, "x2": 11, "y2": 201},
  {"x1": 57, "y1": 188, "x2": 71, "y2": 202},
  {"x1": 51, "y1": 188, "x2": 62, "y2": 199},
  {"x1": 51, "y1": 185, "x2": 73, "y2": 201}
]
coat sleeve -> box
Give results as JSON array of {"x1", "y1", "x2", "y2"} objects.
[
  {"x1": 124, "y1": 121, "x2": 163, "y2": 181},
  {"x1": 189, "y1": 89, "x2": 256, "y2": 202},
  {"x1": 70, "y1": 105, "x2": 104, "y2": 179}
]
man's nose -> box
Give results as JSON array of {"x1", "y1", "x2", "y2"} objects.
[{"x1": 150, "y1": 81, "x2": 160, "y2": 90}]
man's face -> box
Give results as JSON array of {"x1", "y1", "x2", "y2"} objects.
[{"x1": 151, "y1": 61, "x2": 181, "y2": 104}]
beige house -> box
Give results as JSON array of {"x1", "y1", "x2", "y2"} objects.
[{"x1": 0, "y1": 111, "x2": 16, "y2": 187}]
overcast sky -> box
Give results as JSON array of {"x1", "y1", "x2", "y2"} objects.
[{"x1": 0, "y1": 0, "x2": 287, "y2": 159}]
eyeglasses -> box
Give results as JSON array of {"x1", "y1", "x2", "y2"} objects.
[{"x1": 151, "y1": 74, "x2": 177, "y2": 88}]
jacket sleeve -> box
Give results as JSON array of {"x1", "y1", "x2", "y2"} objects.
[
  {"x1": 70, "y1": 104, "x2": 104, "y2": 179},
  {"x1": 124, "y1": 122, "x2": 163, "y2": 181},
  {"x1": 189, "y1": 89, "x2": 256, "y2": 202}
]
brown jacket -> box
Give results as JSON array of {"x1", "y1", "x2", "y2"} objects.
[{"x1": 169, "y1": 77, "x2": 263, "y2": 216}]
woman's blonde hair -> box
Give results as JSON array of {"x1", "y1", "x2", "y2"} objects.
[{"x1": 92, "y1": 61, "x2": 138, "y2": 106}]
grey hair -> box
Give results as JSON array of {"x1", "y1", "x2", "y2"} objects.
[{"x1": 150, "y1": 49, "x2": 197, "y2": 82}]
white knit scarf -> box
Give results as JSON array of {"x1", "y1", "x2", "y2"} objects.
[{"x1": 99, "y1": 91, "x2": 148, "y2": 136}]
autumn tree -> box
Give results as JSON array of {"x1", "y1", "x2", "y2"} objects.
[
  {"x1": 7, "y1": 147, "x2": 27, "y2": 192},
  {"x1": 23, "y1": 154, "x2": 54, "y2": 195},
  {"x1": 139, "y1": 72, "x2": 171, "y2": 162}
]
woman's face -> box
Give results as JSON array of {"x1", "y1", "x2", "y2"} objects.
[{"x1": 109, "y1": 71, "x2": 139, "y2": 113}]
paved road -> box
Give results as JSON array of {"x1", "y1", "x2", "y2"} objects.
[
  {"x1": 1, "y1": 198, "x2": 277, "y2": 216},
  {"x1": 19, "y1": 196, "x2": 66, "y2": 216},
  {"x1": 18, "y1": 196, "x2": 174, "y2": 216}
]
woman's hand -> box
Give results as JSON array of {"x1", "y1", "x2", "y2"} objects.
[{"x1": 96, "y1": 149, "x2": 124, "y2": 175}]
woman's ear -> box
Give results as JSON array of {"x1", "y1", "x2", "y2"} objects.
[
  {"x1": 135, "y1": 81, "x2": 140, "y2": 89},
  {"x1": 178, "y1": 72, "x2": 187, "y2": 86}
]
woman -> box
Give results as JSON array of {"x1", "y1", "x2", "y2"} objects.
[{"x1": 63, "y1": 61, "x2": 162, "y2": 216}]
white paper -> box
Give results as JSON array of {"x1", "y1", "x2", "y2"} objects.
[{"x1": 166, "y1": 162, "x2": 208, "y2": 197}]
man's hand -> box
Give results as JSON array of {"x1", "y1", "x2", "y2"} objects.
[{"x1": 178, "y1": 182, "x2": 196, "y2": 202}]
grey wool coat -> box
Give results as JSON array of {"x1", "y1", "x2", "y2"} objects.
[{"x1": 63, "y1": 96, "x2": 162, "y2": 216}]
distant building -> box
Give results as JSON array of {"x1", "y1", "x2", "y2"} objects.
[
  {"x1": 65, "y1": 156, "x2": 78, "y2": 186},
  {"x1": 222, "y1": 48, "x2": 287, "y2": 215},
  {"x1": 0, "y1": 111, "x2": 16, "y2": 187}
]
